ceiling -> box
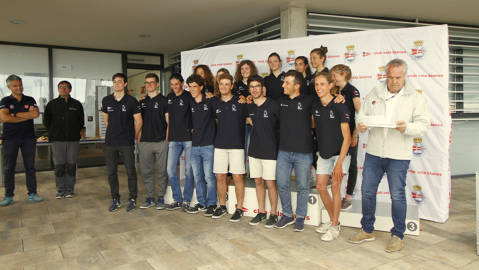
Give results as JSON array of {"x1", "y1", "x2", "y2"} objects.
[{"x1": 1, "y1": 0, "x2": 478, "y2": 55}]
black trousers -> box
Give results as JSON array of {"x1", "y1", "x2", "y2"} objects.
[
  {"x1": 104, "y1": 145, "x2": 138, "y2": 200},
  {"x1": 3, "y1": 138, "x2": 37, "y2": 197}
]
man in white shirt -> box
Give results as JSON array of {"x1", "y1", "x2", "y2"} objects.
[{"x1": 349, "y1": 59, "x2": 430, "y2": 252}]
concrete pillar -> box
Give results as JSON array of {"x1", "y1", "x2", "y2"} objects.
[{"x1": 280, "y1": 6, "x2": 307, "y2": 39}]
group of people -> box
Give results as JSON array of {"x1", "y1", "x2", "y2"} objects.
[{"x1": 0, "y1": 45, "x2": 430, "y2": 252}]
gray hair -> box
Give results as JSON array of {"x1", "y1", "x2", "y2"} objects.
[
  {"x1": 386, "y1": 58, "x2": 407, "y2": 75},
  {"x1": 6, "y1": 74, "x2": 22, "y2": 87}
]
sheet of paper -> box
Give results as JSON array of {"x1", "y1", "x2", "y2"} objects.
[{"x1": 363, "y1": 115, "x2": 396, "y2": 128}]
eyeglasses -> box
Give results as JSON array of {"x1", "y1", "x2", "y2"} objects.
[
  {"x1": 58, "y1": 86, "x2": 71, "y2": 89},
  {"x1": 249, "y1": 85, "x2": 262, "y2": 90}
]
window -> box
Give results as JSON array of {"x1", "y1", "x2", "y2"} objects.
[
  {"x1": 0, "y1": 45, "x2": 50, "y2": 123},
  {"x1": 52, "y1": 49, "x2": 121, "y2": 103}
]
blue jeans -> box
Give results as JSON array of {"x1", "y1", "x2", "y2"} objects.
[
  {"x1": 191, "y1": 145, "x2": 217, "y2": 207},
  {"x1": 361, "y1": 153, "x2": 410, "y2": 239},
  {"x1": 276, "y1": 150, "x2": 313, "y2": 219},
  {"x1": 167, "y1": 141, "x2": 194, "y2": 203}
]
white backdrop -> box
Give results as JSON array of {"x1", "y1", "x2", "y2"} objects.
[{"x1": 181, "y1": 25, "x2": 451, "y2": 223}]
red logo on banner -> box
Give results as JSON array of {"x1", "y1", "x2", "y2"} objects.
[
  {"x1": 344, "y1": 45, "x2": 356, "y2": 63},
  {"x1": 411, "y1": 40, "x2": 425, "y2": 59}
]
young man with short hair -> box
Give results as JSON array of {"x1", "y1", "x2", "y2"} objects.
[
  {"x1": 274, "y1": 70, "x2": 314, "y2": 232},
  {"x1": 211, "y1": 73, "x2": 247, "y2": 222},
  {"x1": 138, "y1": 73, "x2": 169, "y2": 210},
  {"x1": 246, "y1": 75, "x2": 279, "y2": 228},
  {"x1": 102, "y1": 73, "x2": 142, "y2": 212},
  {"x1": 185, "y1": 74, "x2": 218, "y2": 216},
  {"x1": 166, "y1": 73, "x2": 195, "y2": 211}
]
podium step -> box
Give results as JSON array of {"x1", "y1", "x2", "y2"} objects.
[{"x1": 321, "y1": 199, "x2": 420, "y2": 235}]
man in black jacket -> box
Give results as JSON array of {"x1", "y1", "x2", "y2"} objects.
[{"x1": 44, "y1": 81, "x2": 84, "y2": 199}]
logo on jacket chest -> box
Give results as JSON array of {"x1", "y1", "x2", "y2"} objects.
[
  {"x1": 232, "y1": 104, "x2": 237, "y2": 112},
  {"x1": 122, "y1": 105, "x2": 126, "y2": 112},
  {"x1": 297, "y1": 102, "x2": 303, "y2": 111},
  {"x1": 263, "y1": 110, "x2": 268, "y2": 118}
]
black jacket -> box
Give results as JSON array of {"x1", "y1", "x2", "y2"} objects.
[{"x1": 43, "y1": 96, "x2": 84, "y2": 141}]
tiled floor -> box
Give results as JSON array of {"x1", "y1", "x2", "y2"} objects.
[{"x1": 0, "y1": 167, "x2": 477, "y2": 269}]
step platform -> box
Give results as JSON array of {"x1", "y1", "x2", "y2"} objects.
[
  {"x1": 321, "y1": 199, "x2": 420, "y2": 236},
  {"x1": 226, "y1": 179, "x2": 323, "y2": 226},
  {"x1": 163, "y1": 178, "x2": 199, "y2": 206}
]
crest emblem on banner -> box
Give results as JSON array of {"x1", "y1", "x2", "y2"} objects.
[
  {"x1": 236, "y1": 54, "x2": 243, "y2": 65},
  {"x1": 411, "y1": 185, "x2": 424, "y2": 203},
  {"x1": 411, "y1": 40, "x2": 425, "y2": 59},
  {"x1": 286, "y1": 50, "x2": 296, "y2": 69},
  {"x1": 412, "y1": 137, "x2": 424, "y2": 156},
  {"x1": 377, "y1": 66, "x2": 387, "y2": 82},
  {"x1": 192, "y1": 59, "x2": 199, "y2": 72},
  {"x1": 344, "y1": 45, "x2": 357, "y2": 63}
]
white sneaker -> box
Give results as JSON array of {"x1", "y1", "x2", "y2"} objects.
[
  {"x1": 321, "y1": 225, "x2": 340, "y2": 242},
  {"x1": 315, "y1": 222, "x2": 331, "y2": 233}
]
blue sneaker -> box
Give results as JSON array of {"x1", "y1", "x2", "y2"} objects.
[
  {"x1": 274, "y1": 215, "x2": 295, "y2": 229},
  {"x1": 140, "y1": 197, "x2": 155, "y2": 209},
  {"x1": 109, "y1": 198, "x2": 121, "y2": 212},
  {"x1": 126, "y1": 199, "x2": 136, "y2": 212},
  {"x1": 156, "y1": 197, "x2": 167, "y2": 210},
  {"x1": 0, "y1": 197, "x2": 14, "y2": 207},
  {"x1": 294, "y1": 218, "x2": 305, "y2": 232},
  {"x1": 166, "y1": 201, "x2": 181, "y2": 211},
  {"x1": 28, "y1": 193, "x2": 44, "y2": 203}
]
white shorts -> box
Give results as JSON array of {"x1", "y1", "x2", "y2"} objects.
[
  {"x1": 316, "y1": 154, "x2": 351, "y2": 175},
  {"x1": 213, "y1": 148, "x2": 245, "y2": 174},
  {"x1": 248, "y1": 156, "x2": 276, "y2": 180}
]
